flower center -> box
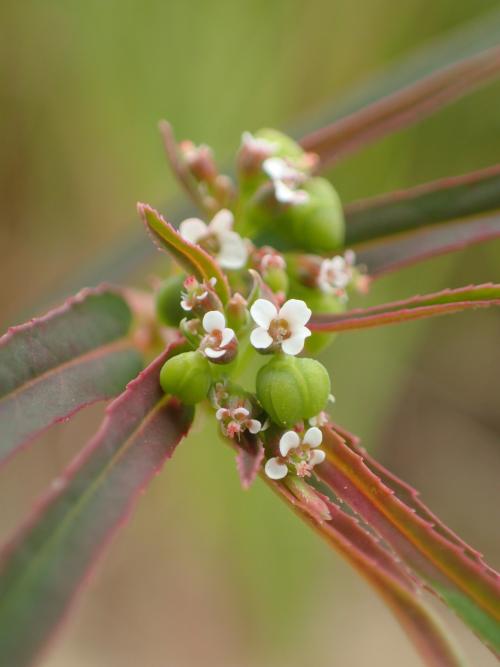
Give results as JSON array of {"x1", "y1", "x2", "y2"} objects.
[
  {"x1": 269, "y1": 318, "x2": 291, "y2": 342},
  {"x1": 200, "y1": 233, "x2": 221, "y2": 256}
]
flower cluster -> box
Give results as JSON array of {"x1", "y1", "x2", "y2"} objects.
[{"x1": 156, "y1": 126, "x2": 368, "y2": 492}]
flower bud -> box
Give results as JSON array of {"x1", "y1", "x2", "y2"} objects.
[
  {"x1": 179, "y1": 140, "x2": 218, "y2": 183},
  {"x1": 155, "y1": 274, "x2": 186, "y2": 327},
  {"x1": 225, "y1": 293, "x2": 249, "y2": 331},
  {"x1": 160, "y1": 351, "x2": 212, "y2": 404},
  {"x1": 256, "y1": 356, "x2": 330, "y2": 427},
  {"x1": 288, "y1": 178, "x2": 345, "y2": 252}
]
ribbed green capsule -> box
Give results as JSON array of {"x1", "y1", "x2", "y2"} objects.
[
  {"x1": 160, "y1": 351, "x2": 211, "y2": 405},
  {"x1": 155, "y1": 274, "x2": 186, "y2": 327},
  {"x1": 256, "y1": 355, "x2": 330, "y2": 427}
]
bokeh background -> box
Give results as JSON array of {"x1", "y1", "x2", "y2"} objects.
[{"x1": 1, "y1": 1, "x2": 500, "y2": 665}]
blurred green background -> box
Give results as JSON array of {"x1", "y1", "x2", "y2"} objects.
[{"x1": 1, "y1": 1, "x2": 499, "y2": 665}]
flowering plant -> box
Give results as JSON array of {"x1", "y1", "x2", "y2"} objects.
[{"x1": 1, "y1": 39, "x2": 500, "y2": 667}]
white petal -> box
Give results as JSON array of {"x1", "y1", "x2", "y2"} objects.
[
  {"x1": 242, "y1": 131, "x2": 276, "y2": 153},
  {"x1": 303, "y1": 426, "x2": 323, "y2": 448},
  {"x1": 202, "y1": 310, "x2": 226, "y2": 333},
  {"x1": 233, "y1": 407, "x2": 249, "y2": 418},
  {"x1": 220, "y1": 327, "x2": 235, "y2": 348},
  {"x1": 248, "y1": 419, "x2": 262, "y2": 434},
  {"x1": 279, "y1": 430, "x2": 300, "y2": 457},
  {"x1": 264, "y1": 457, "x2": 288, "y2": 480},
  {"x1": 180, "y1": 299, "x2": 192, "y2": 311},
  {"x1": 279, "y1": 299, "x2": 311, "y2": 328},
  {"x1": 209, "y1": 209, "x2": 234, "y2": 235},
  {"x1": 309, "y1": 449, "x2": 326, "y2": 467},
  {"x1": 250, "y1": 327, "x2": 273, "y2": 349},
  {"x1": 344, "y1": 249, "x2": 356, "y2": 265},
  {"x1": 281, "y1": 334, "x2": 305, "y2": 356},
  {"x1": 216, "y1": 408, "x2": 228, "y2": 421},
  {"x1": 179, "y1": 218, "x2": 208, "y2": 244},
  {"x1": 205, "y1": 347, "x2": 225, "y2": 359},
  {"x1": 218, "y1": 232, "x2": 248, "y2": 269},
  {"x1": 274, "y1": 180, "x2": 297, "y2": 203},
  {"x1": 250, "y1": 298, "x2": 277, "y2": 328},
  {"x1": 262, "y1": 157, "x2": 288, "y2": 180}
]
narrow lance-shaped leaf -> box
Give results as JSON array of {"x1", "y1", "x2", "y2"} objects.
[
  {"x1": 316, "y1": 426, "x2": 500, "y2": 653},
  {"x1": 0, "y1": 345, "x2": 193, "y2": 667},
  {"x1": 310, "y1": 284, "x2": 500, "y2": 333},
  {"x1": 138, "y1": 203, "x2": 231, "y2": 304},
  {"x1": 267, "y1": 478, "x2": 466, "y2": 667},
  {"x1": 0, "y1": 286, "x2": 143, "y2": 466},
  {"x1": 300, "y1": 46, "x2": 500, "y2": 170}
]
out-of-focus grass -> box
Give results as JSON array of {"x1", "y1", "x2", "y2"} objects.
[{"x1": 0, "y1": 1, "x2": 499, "y2": 666}]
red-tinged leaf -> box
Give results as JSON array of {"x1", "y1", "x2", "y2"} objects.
[
  {"x1": 309, "y1": 284, "x2": 500, "y2": 333},
  {"x1": 138, "y1": 202, "x2": 231, "y2": 304},
  {"x1": 300, "y1": 46, "x2": 500, "y2": 170},
  {"x1": 0, "y1": 347, "x2": 193, "y2": 667},
  {"x1": 0, "y1": 286, "x2": 143, "y2": 466},
  {"x1": 344, "y1": 164, "x2": 500, "y2": 246},
  {"x1": 158, "y1": 120, "x2": 207, "y2": 213},
  {"x1": 316, "y1": 427, "x2": 500, "y2": 652},
  {"x1": 235, "y1": 436, "x2": 265, "y2": 490},
  {"x1": 267, "y1": 479, "x2": 466, "y2": 667}
]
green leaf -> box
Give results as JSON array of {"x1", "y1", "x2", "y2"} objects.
[
  {"x1": 138, "y1": 203, "x2": 231, "y2": 304},
  {"x1": 0, "y1": 347, "x2": 193, "y2": 667},
  {"x1": 345, "y1": 164, "x2": 500, "y2": 245},
  {"x1": 309, "y1": 284, "x2": 500, "y2": 333},
  {"x1": 318, "y1": 426, "x2": 500, "y2": 653},
  {"x1": 300, "y1": 42, "x2": 500, "y2": 168},
  {"x1": 0, "y1": 286, "x2": 143, "y2": 465},
  {"x1": 268, "y1": 478, "x2": 467, "y2": 667}
]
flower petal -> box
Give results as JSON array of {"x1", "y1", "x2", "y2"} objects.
[
  {"x1": 220, "y1": 327, "x2": 235, "y2": 348},
  {"x1": 309, "y1": 449, "x2": 326, "y2": 467},
  {"x1": 216, "y1": 408, "x2": 229, "y2": 421},
  {"x1": 179, "y1": 218, "x2": 208, "y2": 244},
  {"x1": 210, "y1": 209, "x2": 234, "y2": 235},
  {"x1": 202, "y1": 310, "x2": 226, "y2": 333},
  {"x1": 233, "y1": 407, "x2": 249, "y2": 418},
  {"x1": 262, "y1": 157, "x2": 288, "y2": 180},
  {"x1": 303, "y1": 426, "x2": 323, "y2": 448},
  {"x1": 281, "y1": 333, "x2": 306, "y2": 356},
  {"x1": 279, "y1": 430, "x2": 300, "y2": 457},
  {"x1": 205, "y1": 347, "x2": 225, "y2": 359},
  {"x1": 218, "y1": 232, "x2": 248, "y2": 269},
  {"x1": 250, "y1": 298, "x2": 277, "y2": 328},
  {"x1": 279, "y1": 299, "x2": 311, "y2": 328},
  {"x1": 250, "y1": 327, "x2": 273, "y2": 349},
  {"x1": 248, "y1": 419, "x2": 262, "y2": 434},
  {"x1": 264, "y1": 457, "x2": 288, "y2": 480}
]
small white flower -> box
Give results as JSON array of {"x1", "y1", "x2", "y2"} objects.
[
  {"x1": 318, "y1": 252, "x2": 356, "y2": 297},
  {"x1": 216, "y1": 406, "x2": 262, "y2": 439},
  {"x1": 309, "y1": 411, "x2": 330, "y2": 427},
  {"x1": 179, "y1": 209, "x2": 248, "y2": 270},
  {"x1": 201, "y1": 311, "x2": 235, "y2": 359},
  {"x1": 264, "y1": 427, "x2": 325, "y2": 480},
  {"x1": 262, "y1": 157, "x2": 309, "y2": 205},
  {"x1": 250, "y1": 298, "x2": 311, "y2": 356}
]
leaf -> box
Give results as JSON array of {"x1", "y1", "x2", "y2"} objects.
[
  {"x1": 344, "y1": 164, "x2": 500, "y2": 245},
  {"x1": 0, "y1": 286, "x2": 143, "y2": 466},
  {"x1": 300, "y1": 46, "x2": 500, "y2": 169},
  {"x1": 317, "y1": 426, "x2": 500, "y2": 653},
  {"x1": 138, "y1": 203, "x2": 231, "y2": 304},
  {"x1": 0, "y1": 346, "x2": 194, "y2": 667},
  {"x1": 309, "y1": 284, "x2": 500, "y2": 333},
  {"x1": 268, "y1": 479, "x2": 467, "y2": 667}
]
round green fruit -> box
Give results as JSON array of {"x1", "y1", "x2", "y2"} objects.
[
  {"x1": 155, "y1": 274, "x2": 186, "y2": 327},
  {"x1": 160, "y1": 351, "x2": 211, "y2": 404},
  {"x1": 256, "y1": 355, "x2": 330, "y2": 427},
  {"x1": 255, "y1": 128, "x2": 304, "y2": 160}
]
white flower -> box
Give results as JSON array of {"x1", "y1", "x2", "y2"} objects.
[
  {"x1": 241, "y1": 131, "x2": 277, "y2": 155},
  {"x1": 318, "y1": 251, "x2": 356, "y2": 297},
  {"x1": 250, "y1": 298, "x2": 311, "y2": 356},
  {"x1": 179, "y1": 209, "x2": 248, "y2": 270},
  {"x1": 201, "y1": 311, "x2": 235, "y2": 359},
  {"x1": 180, "y1": 276, "x2": 217, "y2": 312},
  {"x1": 264, "y1": 427, "x2": 325, "y2": 480},
  {"x1": 216, "y1": 406, "x2": 262, "y2": 439},
  {"x1": 262, "y1": 157, "x2": 309, "y2": 205}
]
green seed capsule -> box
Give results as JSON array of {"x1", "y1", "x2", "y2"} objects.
[
  {"x1": 289, "y1": 178, "x2": 345, "y2": 252},
  {"x1": 254, "y1": 128, "x2": 304, "y2": 160},
  {"x1": 256, "y1": 355, "x2": 330, "y2": 427},
  {"x1": 155, "y1": 274, "x2": 186, "y2": 327},
  {"x1": 160, "y1": 351, "x2": 211, "y2": 404}
]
